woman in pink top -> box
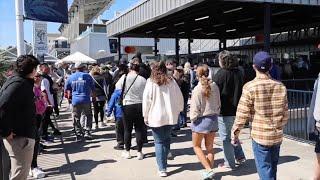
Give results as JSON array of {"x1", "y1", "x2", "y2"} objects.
[{"x1": 30, "y1": 72, "x2": 47, "y2": 178}]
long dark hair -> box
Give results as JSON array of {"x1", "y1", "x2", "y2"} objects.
[{"x1": 151, "y1": 61, "x2": 171, "y2": 86}]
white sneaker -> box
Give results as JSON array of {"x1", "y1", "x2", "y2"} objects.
[
  {"x1": 158, "y1": 170, "x2": 167, "y2": 177},
  {"x1": 32, "y1": 167, "x2": 46, "y2": 178},
  {"x1": 137, "y1": 152, "x2": 144, "y2": 160},
  {"x1": 121, "y1": 151, "x2": 131, "y2": 159},
  {"x1": 29, "y1": 169, "x2": 33, "y2": 177},
  {"x1": 167, "y1": 152, "x2": 174, "y2": 160},
  {"x1": 99, "y1": 122, "x2": 106, "y2": 127}
]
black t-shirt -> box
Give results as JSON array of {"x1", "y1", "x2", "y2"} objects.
[{"x1": 213, "y1": 68, "x2": 244, "y2": 116}]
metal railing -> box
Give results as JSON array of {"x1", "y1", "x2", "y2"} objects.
[
  {"x1": 281, "y1": 79, "x2": 315, "y2": 91},
  {"x1": 284, "y1": 89, "x2": 313, "y2": 141}
]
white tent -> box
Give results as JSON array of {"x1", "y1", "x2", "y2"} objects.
[
  {"x1": 55, "y1": 36, "x2": 68, "y2": 41},
  {"x1": 61, "y1": 52, "x2": 97, "y2": 63}
]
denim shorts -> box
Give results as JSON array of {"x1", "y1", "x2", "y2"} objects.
[{"x1": 191, "y1": 115, "x2": 218, "y2": 134}]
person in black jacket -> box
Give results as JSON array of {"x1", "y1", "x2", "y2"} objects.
[
  {"x1": 0, "y1": 55, "x2": 39, "y2": 180},
  {"x1": 213, "y1": 50, "x2": 246, "y2": 169}
]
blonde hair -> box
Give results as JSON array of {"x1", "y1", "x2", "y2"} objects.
[
  {"x1": 196, "y1": 64, "x2": 211, "y2": 99},
  {"x1": 184, "y1": 62, "x2": 191, "y2": 74},
  {"x1": 90, "y1": 66, "x2": 100, "y2": 75}
]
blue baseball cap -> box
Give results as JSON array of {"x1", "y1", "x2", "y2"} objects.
[{"x1": 253, "y1": 51, "x2": 272, "y2": 72}]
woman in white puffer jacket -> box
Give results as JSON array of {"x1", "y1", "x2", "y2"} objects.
[{"x1": 143, "y1": 61, "x2": 183, "y2": 177}]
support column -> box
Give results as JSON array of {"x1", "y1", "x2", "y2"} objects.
[
  {"x1": 154, "y1": 38, "x2": 159, "y2": 56},
  {"x1": 175, "y1": 37, "x2": 180, "y2": 64},
  {"x1": 264, "y1": 3, "x2": 271, "y2": 52},
  {"x1": 118, "y1": 36, "x2": 121, "y2": 62},
  {"x1": 15, "y1": 0, "x2": 25, "y2": 56},
  {"x1": 188, "y1": 39, "x2": 192, "y2": 55}
]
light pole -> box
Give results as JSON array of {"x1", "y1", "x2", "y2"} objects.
[{"x1": 15, "y1": 0, "x2": 25, "y2": 56}]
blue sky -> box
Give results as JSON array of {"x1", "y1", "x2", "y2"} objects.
[{"x1": 0, "y1": 0, "x2": 140, "y2": 48}]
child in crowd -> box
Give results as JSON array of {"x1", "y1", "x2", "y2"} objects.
[{"x1": 106, "y1": 84, "x2": 125, "y2": 150}]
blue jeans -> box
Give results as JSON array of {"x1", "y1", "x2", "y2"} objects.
[
  {"x1": 252, "y1": 140, "x2": 280, "y2": 180},
  {"x1": 178, "y1": 112, "x2": 187, "y2": 127},
  {"x1": 218, "y1": 116, "x2": 246, "y2": 168},
  {"x1": 152, "y1": 125, "x2": 172, "y2": 171}
]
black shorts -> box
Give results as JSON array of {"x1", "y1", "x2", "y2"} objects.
[{"x1": 315, "y1": 139, "x2": 320, "y2": 153}]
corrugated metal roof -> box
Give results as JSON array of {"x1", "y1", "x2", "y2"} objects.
[
  {"x1": 107, "y1": 0, "x2": 204, "y2": 37},
  {"x1": 106, "y1": 0, "x2": 320, "y2": 37}
]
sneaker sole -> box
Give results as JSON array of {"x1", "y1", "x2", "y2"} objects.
[{"x1": 34, "y1": 174, "x2": 45, "y2": 178}]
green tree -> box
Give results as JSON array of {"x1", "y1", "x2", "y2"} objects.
[{"x1": 0, "y1": 52, "x2": 11, "y2": 87}]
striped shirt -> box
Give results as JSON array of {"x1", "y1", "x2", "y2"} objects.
[{"x1": 231, "y1": 74, "x2": 289, "y2": 146}]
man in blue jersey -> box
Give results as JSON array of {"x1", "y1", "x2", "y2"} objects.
[{"x1": 65, "y1": 62, "x2": 95, "y2": 140}]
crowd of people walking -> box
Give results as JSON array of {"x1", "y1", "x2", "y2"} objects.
[{"x1": 0, "y1": 50, "x2": 320, "y2": 180}]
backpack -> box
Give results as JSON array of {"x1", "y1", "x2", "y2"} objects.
[{"x1": 34, "y1": 86, "x2": 47, "y2": 115}]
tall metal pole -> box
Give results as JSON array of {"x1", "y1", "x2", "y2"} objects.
[
  {"x1": 117, "y1": 36, "x2": 121, "y2": 62},
  {"x1": 15, "y1": 0, "x2": 25, "y2": 56},
  {"x1": 264, "y1": 3, "x2": 271, "y2": 52},
  {"x1": 188, "y1": 39, "x2": 192, "y2": 55},
  {"x1": 175, "y1": 37, "x2": 180, "y2": 64},
  {"x1": 154, "y1": 38, "x2": 158, "y2": 57}
]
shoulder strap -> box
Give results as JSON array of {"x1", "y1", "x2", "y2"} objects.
[
  {"x1": 120, "y1": 75, "x2": 127, "y2": 101},
  {"x1": 123, "y1": 75, "x2": 139, "y2": 98},
  {"x1": 90, "y1": 75, "x2": 103, "y2": 90}
]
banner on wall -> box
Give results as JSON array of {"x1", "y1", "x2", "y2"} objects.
[
  {"x1": 109, "y1": 39, "x2": 118, "y2": 54},
  {"x1": 33, "y1": 21, "x2": 48, "y2": 56}
]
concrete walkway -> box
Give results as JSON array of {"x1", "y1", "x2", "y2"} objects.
[{"x1": 33, "y1": 103, "x2": 315, "y2": 180}]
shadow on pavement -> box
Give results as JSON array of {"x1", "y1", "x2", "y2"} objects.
[
  {"x1": 45, "y1": 159, "x2": 117, "y2": 176},
  {"x1": 213, "y1": 155, "x2": 300, "y2": 179},
  {"x1": 144, "y1": 147, "x2": 222, "y2": 160},
  {"x1": 167, "y1": 162, "x2": 203, "y2": 175}
]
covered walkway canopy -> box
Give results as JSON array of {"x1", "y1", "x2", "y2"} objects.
[{"x1": 107, "y1": 0, "x2": 320, "y2": 40}]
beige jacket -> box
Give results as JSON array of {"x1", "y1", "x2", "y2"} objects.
[{"x1": 190, "y1": 82, "x2": 221, "y2": 121}]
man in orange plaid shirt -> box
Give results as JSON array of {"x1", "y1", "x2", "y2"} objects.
[{"x1": 231, "y1": 51, "x2": 289, "y2": 180}]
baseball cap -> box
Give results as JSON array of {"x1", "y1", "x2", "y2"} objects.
[
  {"x1": 253, "y1": 51, "x2": 272, "y2": 73},
  {"x1": 74, "y1": 62, "x2": 86, "y2": 69}
]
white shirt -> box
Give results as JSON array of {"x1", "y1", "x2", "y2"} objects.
[
  {"x1": 143, "y1": 78, "x2": 184, "y2": 128},
  {"x1": 116, "y1": 72, "x2": 147, "y2": 106},
  {"x1": 314, "y1": 74, "x2": 320, "y2": 121},
  {"x1": 41, "y1": 78, "x2": 55, "y2": 107}
]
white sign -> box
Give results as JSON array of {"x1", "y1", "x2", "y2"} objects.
[{"x1": 33, "y1": 21, "x2": 48, "y2": 55}]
